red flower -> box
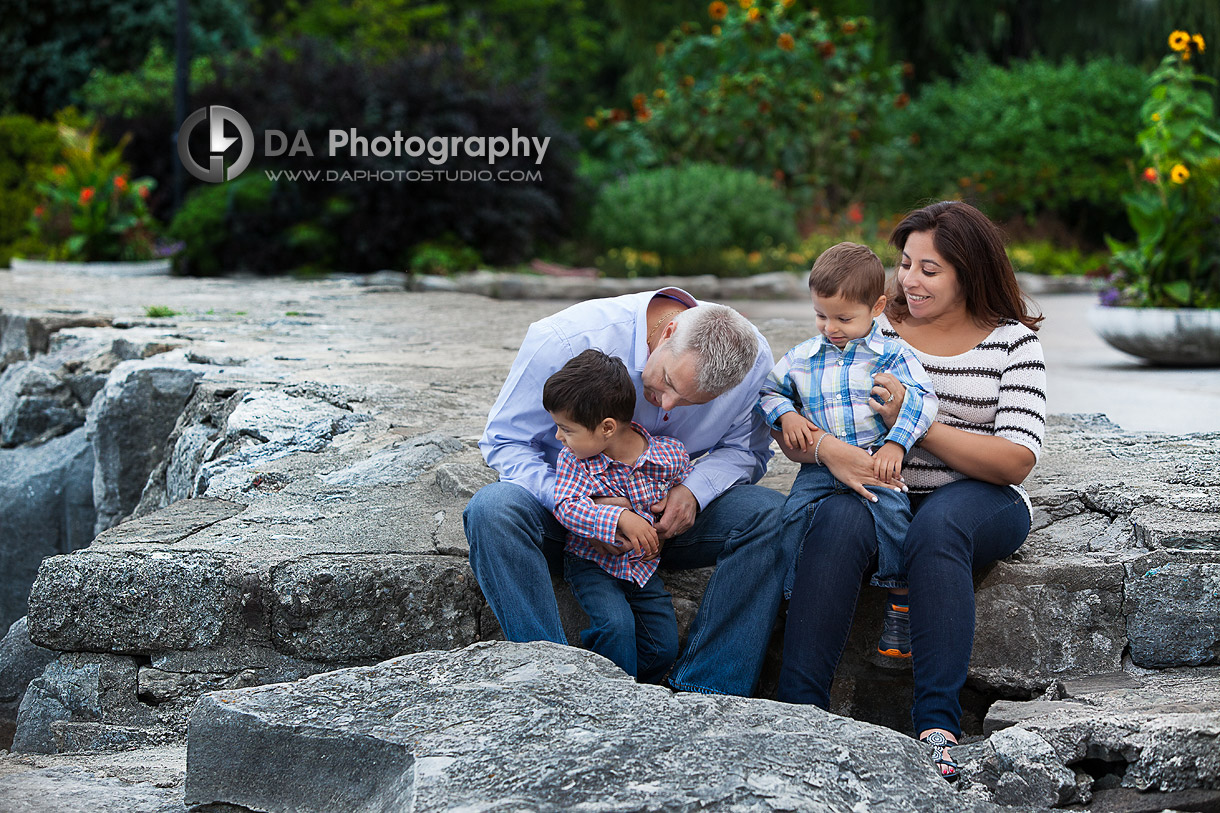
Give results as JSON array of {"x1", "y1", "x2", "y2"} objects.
[
  {"x1": 79, "y1": 187, "x2": 95, "y2": 205},
  {"x1": 33, "y1": 205, "x2": 45, "y2": 218},
  {"x1": 894, "y1": 92, "x2": 910, "y2": 109},
  {"x1": 847, "y1": 203, "x2": 864, "y2": 224},
  {"x1": 114, "y1": 175, "x2": 128, "y2": 191},
  {"x1": 1142, "y1": 167, "x2": 1159, "y2": 182},
  {"x1": 818, "y1": 41, "x2": 836, "y2": 59},
  {"x1": 138, "y1": 185, "x2": 151, "y2": 199}
]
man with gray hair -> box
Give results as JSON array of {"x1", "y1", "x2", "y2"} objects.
[{"x1": 465, "y1": 286, "x2": 790, "y2": 697}]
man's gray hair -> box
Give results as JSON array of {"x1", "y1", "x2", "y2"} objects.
[{"x1": 667, "y1": 304, "x2": 759, "y2": 397}]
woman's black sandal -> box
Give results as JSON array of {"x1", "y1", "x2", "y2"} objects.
[{"x1": 920, "y1": 731, "x2": 960, "y2": 783}]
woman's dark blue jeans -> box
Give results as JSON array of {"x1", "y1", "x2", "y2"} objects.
[{"x1": 775, "y1": 478, "x2": 1030, "y2": 737}]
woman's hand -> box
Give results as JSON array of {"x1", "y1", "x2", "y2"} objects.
[
  {"x1": 869, "y1": 372, "x2": 906, "y2": 429},
  {"x1": 773, "y1": 430, "x2": 905, "y2": 502}
]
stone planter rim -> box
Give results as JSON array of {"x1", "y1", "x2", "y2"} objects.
[
  {"x1": 1088, "y1": 304, "x2": 1220, "y2": 366},
  {"x1": 9, "y1": 257, "x2": 172, "y2": 277}
]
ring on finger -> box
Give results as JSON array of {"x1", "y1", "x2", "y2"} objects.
[{"x1": 885, "y1": 393, "x2": 894, "y2": 403}]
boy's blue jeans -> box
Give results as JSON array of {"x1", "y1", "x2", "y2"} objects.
[
  {"x1": 781, "y1": 463, "x2": 912, "y2": 596},
  {"x1": 463, "y1": 481, "x2": 789, "y2": 697},
  {"x1": 563, "y1": 553, "x2": 678, "y2": 684}
]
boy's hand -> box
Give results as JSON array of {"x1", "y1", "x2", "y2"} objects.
[
  {"x1": 779, "y1": 412, "x2": 820, "y2": 452},
  {"x1": 615, "y1": 510, "x2": 659, "y2": 558},
  {"x1": 872, "y1": 441, "x2": 906, "y2": 484}
]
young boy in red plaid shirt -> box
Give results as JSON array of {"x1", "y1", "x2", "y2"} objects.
[{"x1": 543, "y1": 349, "x2": 693, "y2": 683}]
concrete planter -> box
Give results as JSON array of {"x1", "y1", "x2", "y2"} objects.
[
  {"x1": 1089, "y1": 305, "x2": 1220, "y2": 366},
  {"x1": 9, "y1": 257, "x2": 171, "y2": 277}
]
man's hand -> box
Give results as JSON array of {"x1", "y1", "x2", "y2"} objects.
[
  {"x1": 615, "y1": 510, "x2": 659, "y2": 558},
  {"x1": 651, "y1": 483, "x2": 698, "y2": 542},
  {"x1": 872, "y1": 441, "x2": 905, "y2": 484},
  {"x1": 780, "y1": 412, "x2": 820, "y2": 452}
]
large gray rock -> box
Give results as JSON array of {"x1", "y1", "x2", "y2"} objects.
[
  {"x1": 0, "y1": 362, "x2": 83, "y2": 446},
  {"x1": 12, "y1": 653, "x2": 154, "y2": 754},
  {"x1": 0, "y1": 427, "x2": 95, "y2": 630},
  {"x1": 1125, "y1": 553, "x2": 1220, "y2": 668},
  {"x1": 969, "y1": 665, "x2": 1220, "y2": 800},
  {"x1": 185, "y1": 641, "x2": 998, "y2": 813},
  {"x1": 0, "y1": 617, "x2": 57, "y2": 706},
  {"x1": 87, "y1": 359, "x2": 205, "y2": 534}
]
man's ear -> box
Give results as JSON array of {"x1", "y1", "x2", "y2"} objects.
[{"x1": 871, "y1": 295, "x2": 887, "y2": 318}]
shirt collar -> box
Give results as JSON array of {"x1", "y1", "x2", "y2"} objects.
[
  {"x1": 634, "y1": 287, "x2": 698, "y2": 372},
  {"x1": 809, "y1": 319, "x2": 886, "y2": 356},
  {"x1": 583, "y1": 422, "x2": 657, "y2": 473}
]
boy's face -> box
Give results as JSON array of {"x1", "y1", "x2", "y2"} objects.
[
  {"x1": 550, "y1": 410, "x2": 609, "y2": 459},
  {"x1": 810, "y1": 291, "x2": 886, "y2": 348}
]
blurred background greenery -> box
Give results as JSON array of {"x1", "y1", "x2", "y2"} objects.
[{"x1": 0, "y1": 0, "x2": 1216, "y2": 278}]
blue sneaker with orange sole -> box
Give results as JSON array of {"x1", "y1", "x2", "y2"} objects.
[{"x1": 877, "y1": 597, "x2": 910, "y2": 659}]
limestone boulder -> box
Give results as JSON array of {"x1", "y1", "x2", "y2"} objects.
[
  {"x1": 185, "y1": 640, "x2": 1000, "y2": 813},
  {"x1": 87, "y1": 358, "x2": 206, "y2": 534}
]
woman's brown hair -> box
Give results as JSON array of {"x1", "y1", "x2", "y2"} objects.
[{"x1": 887, "y1": 201, "x2": 1043, "y2": 331}]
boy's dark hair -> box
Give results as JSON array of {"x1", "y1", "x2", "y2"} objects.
[
  {"x1": 543, "y1": 349, "x2": 636, "y2": 430},
  {"x1": 807, "y1": 242, "x2": 885, "y2": 305}
]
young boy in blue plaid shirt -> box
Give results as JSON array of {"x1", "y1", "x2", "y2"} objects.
[
  {"x1": 758, "y1": 242, "x2": 938, "y2": 659},
  {"x1": 543, "y1": 349, "x2": 693, "y2": 683}
]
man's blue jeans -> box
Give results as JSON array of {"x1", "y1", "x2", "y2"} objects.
[
  {"x1": 781, "y1": 463, "x2": 912, "y2": 594},
  {"x1": 464, "y1": 481, "x2": 789, "y2": 696},
  {"x1": 563, "y1": 553, "x2": 678, "y2": 684},
  {"x1": 775, "y1": 478, "x2": 1030, "y2": 736}
]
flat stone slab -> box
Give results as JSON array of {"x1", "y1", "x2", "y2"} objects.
[
  {"x1": 0, "y1": 744, "x2": 185, "y2": 813},
  {"x1": 185, "y1": 641, "x2": 1001, "y2": 813}
]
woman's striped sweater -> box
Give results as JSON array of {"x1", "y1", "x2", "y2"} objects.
[{"x1": 877, "y1": 314, "x2": 1047, "y2": 508}]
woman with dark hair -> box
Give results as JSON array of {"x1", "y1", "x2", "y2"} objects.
[{"x1": 773, "y1": 201, "x2": 1047, "y2": 781}]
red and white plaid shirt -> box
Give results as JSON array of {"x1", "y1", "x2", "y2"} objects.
[{"x1": 553, "y1": 423, "x2": 692, "y2": 586}]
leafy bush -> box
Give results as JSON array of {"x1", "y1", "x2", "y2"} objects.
[
  {"x1": 81, "y1": 44, "x2": 219, "y2": 120},
  {"x1": 588, "y1": 4, "x2": 907, "y2": 210},
  {"x1": 589, "y1": 163, "x2": 798, "y2": 275},
  {"x1": 0, "y1": 0, "x2": 255, "y2": 118},
  {"x1": 27, "y1": 126, "x2": 161, "y2": 262},
  {"x1": 0, "y1": 115, "x2": 62, "y2": 265},
  {"x1": 886, "y1": 57, "x2": 1145, "y2": 238},
  {"x1": 152, "y1": 38, "x2": 576, "y2": 274},
  {"x1": 1104, "y1": 31, "x2": 1220, "y2": 309},
  {"x1": 1009, "y1": 241, "x2": 1108, "y2": 277}
]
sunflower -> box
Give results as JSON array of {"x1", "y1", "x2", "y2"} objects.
[
  {"x1": 1171, "y1": 164, "x2": 1190, "y2": 184},
  {"x1": 1193, "y1": 34, "x2": 1206, "y2": 52},
  {"x1": 708, "y1": 1, "x2": 728, "y2": 21},
  {"x1": 1169, "y1": 30, "x2": 1190, "y2": 51}
]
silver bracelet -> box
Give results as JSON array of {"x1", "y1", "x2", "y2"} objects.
[{"x1": 813, "y1": 432, "x2": 829, "y2": 467}]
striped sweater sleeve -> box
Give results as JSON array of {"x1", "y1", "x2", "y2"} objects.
[{"x1": 996, "y1": 329, "x2": 1047, "y2": 461}]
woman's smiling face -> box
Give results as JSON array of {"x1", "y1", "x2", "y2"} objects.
[{"x1": 897, "y1": 230, "x2": 965, "y2": 320}]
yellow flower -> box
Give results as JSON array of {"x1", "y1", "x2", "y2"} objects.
[
  {"x1": 748, "y1": 7, "x2": 761, "y2": 21},
  {"x1": 738, "y1": 0, "x2": 753, "y2": 8},
  {"x1": 1169, "y1": 30, "x2": 1190, "y2": 51},
  {"x1": 777, "y1": 33, "x2": 795, "y2": 51},
  {"x1": 712, "y1": 25, "x2": 721, "y2": 35},
  {"x1": 782, "y1": 0, "x2": 795, "y2": 6},
  {"x1": 1152, "y1": 112, "x2": 1161, "y2": 122},
  {"x1": 1171, "y1": 164, "x2": 1190, "y2": 183},
  {"x1": 654, "y1": 88, "x2": 667, "y2": 100},
  {"x1": 584, "y1": 116, "x2": 599, "y2": 130},
  {"x1": 708, "y1": 1, "x2": 728, "y2": 21},
  {"x1": 1193, "y1": 34, "x2": 1206, "y2": 52}
]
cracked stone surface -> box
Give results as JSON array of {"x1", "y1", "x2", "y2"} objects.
[{"x1": 185, "y1": 640, "x2": 1005, "y2": 813}]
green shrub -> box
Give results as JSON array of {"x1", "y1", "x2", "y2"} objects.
[
  {"x1": 886, "y1": 57, "x2": 1145, "y2": 238},
  {"x1": 81, "y1": 44, "x2": 219, "y2": 120},
  {"x1": 589, "y1": 5, "x2": 907, "y2": 210},
  {"x1": 0, "y1": 0, "x2": 254, "y2": 118},
  {"x1": 409, "y1": 241, "x2": 482, "y2": 275},
  {"x1": 132, "y1": 37, "x2": 575, "y2": 274},
  {"x1": 1009, "y1": 241, "x2": 1108, "y2": 277},
  {"x1": 589, "y1": 163, "x2": 798, "y2": 275},
  {"x1": 0, "y1": 115, "x2": 62, "y2": 266}
]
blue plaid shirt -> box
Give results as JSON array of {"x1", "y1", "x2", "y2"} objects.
[{"x1": 757, "y1": 321, "x2": 937, "y2": 451}]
